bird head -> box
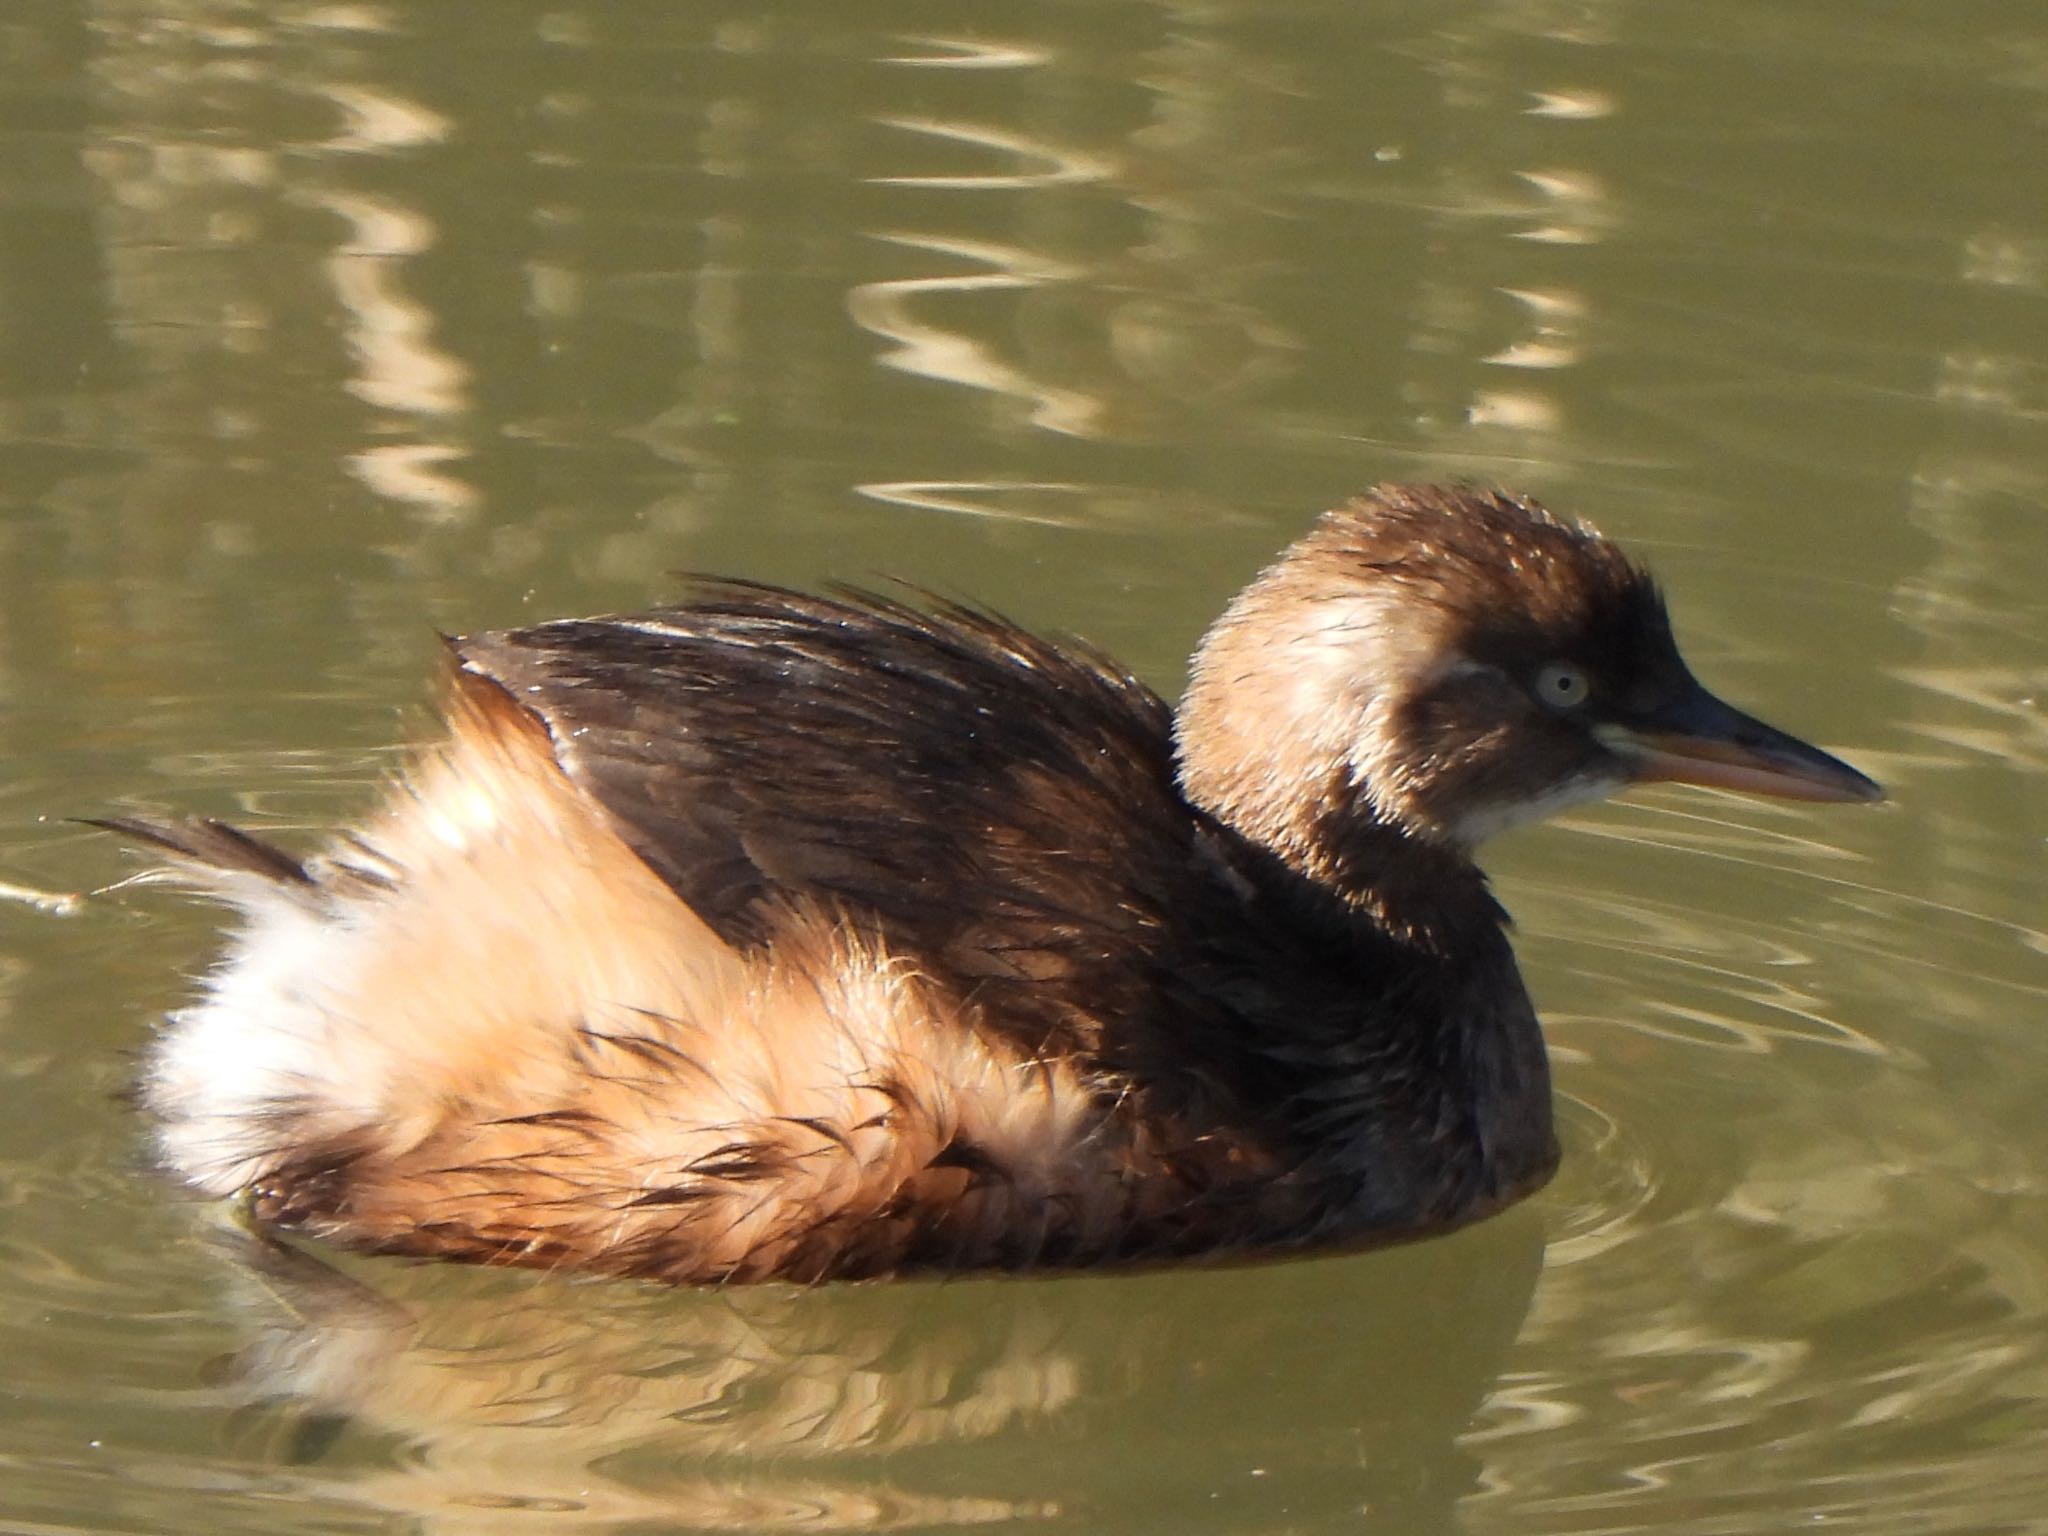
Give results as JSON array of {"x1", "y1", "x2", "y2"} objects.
[{"x1": 1175, "y1": 485, "x2": 1880, "y2": 865}]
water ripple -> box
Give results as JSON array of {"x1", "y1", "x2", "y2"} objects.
[
  {"x1": 879, "y1": 36, "x2": 1052, "y2": 72},
  {"x1": 847, "y1": 234, "x2": 1106, "y2": 435},
  {"x1": 868, "y1": 118, "x2": 1111, "y2": 190},
  {"x1": 855, "y1": 480, "x2": 1092, "y2": 528}
]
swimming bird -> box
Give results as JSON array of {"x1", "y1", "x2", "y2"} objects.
[{"x1": 105, "y1": 485, "x2": 1881, "y2": 1284}]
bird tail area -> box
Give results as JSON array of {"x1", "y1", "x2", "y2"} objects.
[
  {"x1": 86, "y1": 814, "x2": 316, "y2": 889},
  {"x1": 108, "y1": 669, "x2": 1099, "y2": 1281},
  {"x1": 109, "y1": 668, "x2": 705, "y2": 1198}
]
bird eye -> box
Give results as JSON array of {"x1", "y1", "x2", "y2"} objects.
[{"x1": 1534, "y1": 662, "x2": 1590, "y2": 710}]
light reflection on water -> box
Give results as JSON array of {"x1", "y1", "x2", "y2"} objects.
[{"x1": 1, "y1": 0, "x2": 2045, "y2": 1532}]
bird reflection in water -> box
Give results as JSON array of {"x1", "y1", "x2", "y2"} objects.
[{"x1": 211, "y1": 1205, "x2": 1544, "y2": 1532}]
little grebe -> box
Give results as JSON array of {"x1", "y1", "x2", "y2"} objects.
[{"x1": 107, "y1": 486, "x2": 1881, "y2": 1283}]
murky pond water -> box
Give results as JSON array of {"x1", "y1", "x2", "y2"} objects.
[{"x1": 2, "y1": 2, "x2": 2044, "y2": 1531}]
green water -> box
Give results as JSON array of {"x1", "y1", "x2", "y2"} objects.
[{"x1": 1, "y1": 2, "x2": 2043, "y2": 1531}]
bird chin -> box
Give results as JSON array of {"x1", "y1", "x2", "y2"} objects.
[{"x1": 1441, "y1": 771, "x2": 1625, "y2": 847}]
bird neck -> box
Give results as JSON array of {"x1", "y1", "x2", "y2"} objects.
[
  {"x1": 1171, "y1": 544, "x2": 1465, "y2": 877},
  {"x1": 1174, "y1": 819, "x2": 1557, "y2": 1237},
  {"x1": 1175, "y1": 646, "x2": 1487, "y2": 944},
  {"x1": 1164, "y1": 567, "x2": 1560, "y2": 1226}
]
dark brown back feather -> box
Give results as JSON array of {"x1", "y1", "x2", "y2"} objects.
[
  {"x1": 83, "y1": 815, "x2": 314, "y2": 887},
  {"x1": 454, "y1": 581, "x2": 1203, "y2": 1062}
]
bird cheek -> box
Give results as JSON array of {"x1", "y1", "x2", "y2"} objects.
[
  {"x1": 1414, "y1": 715, "x2": 1612, "y2": 843},
  {"x1": 1399, "y1": 663, "x2": 1524, "y2": 742}
]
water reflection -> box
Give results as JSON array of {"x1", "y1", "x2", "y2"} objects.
[
  {"x1": 84, "y1": 7, "x2": 477, "y2": 524},
  {"x1": 849, "y1": 234, "x2": 1110, "y2": 437},
  {"x1": 855, "y1": 479, "x2": 1092, "y2": 529},
  {"x1": 871, "y1": 116, "x2": 1112, "y2": 191},
  {"x1": 192, "y1": 1213, "x2": 1544, "y2": 1532},
  {"x1": 879, "y1": 36, "x2": 1054, "y2": 73},
  {"x1": 852, "y1": 20, "x2": 1311, "y2": 443}
]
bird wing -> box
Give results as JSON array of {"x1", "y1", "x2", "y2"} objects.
[{"x1": 452, "y1": 581, "x2": 1206, "y2": 1059}]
